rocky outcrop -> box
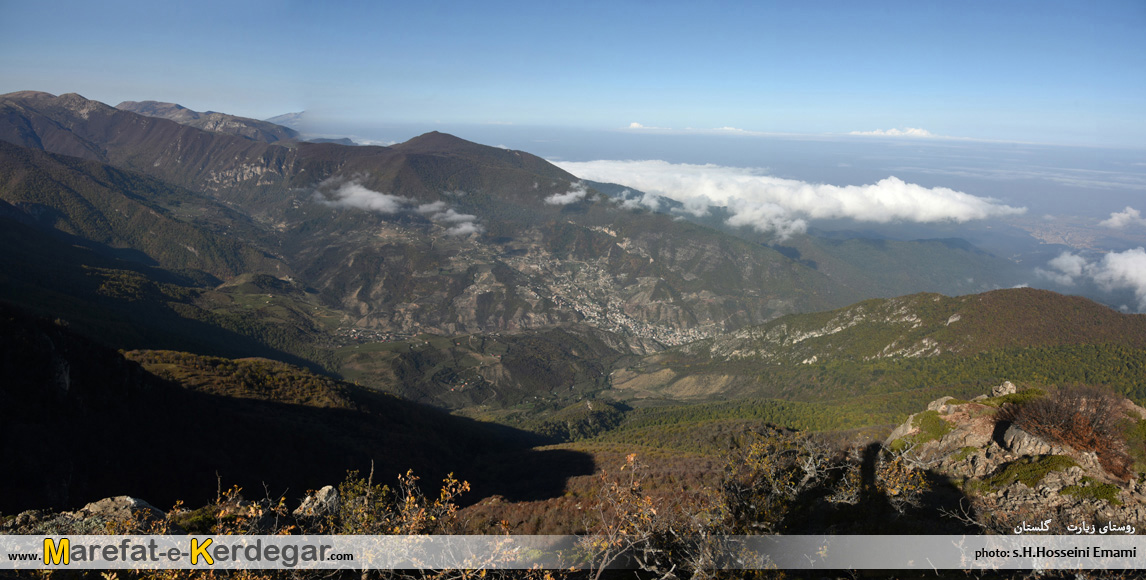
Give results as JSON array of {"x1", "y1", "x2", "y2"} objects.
[
  {"x1": 886, "y1": 385, "x2": 1146, "y2": 533},
  {"x1": 1002, "y1": 424, "x2": 1069, "y2": 457},
  {"x1": 294, "y1": 485, "x2": 340, "y2": 518},
  {"x1": 1, "y1": 496, "x2": 165, "y2": 534},
  {"x1": 70, "y1": 496, "x2": 164, "y2": 523},
  {"x1": 2, "y1": 490, "x2": 329, "y2": 534},
  {"x1": 992, "y1": 380, "x2": 1017, "y2": 397}
]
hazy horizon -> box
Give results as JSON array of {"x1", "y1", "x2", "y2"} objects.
[{"x1": 2, "y1": 2, "x2": 1143, "y2": 148}]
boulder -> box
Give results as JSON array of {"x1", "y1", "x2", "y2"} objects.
[
  {"x1": 927, "y1": 396, "x2": 955, "y2": 413},
  {"x1": 1002, "y1": 424, "x2": 1067, "y2": 456},
  {"x1": 992, "y1": 381, "x2": 1017, "y2": 397},
  {"x1": 294, "y1": 485, "x2": 339, "y2": 518}
]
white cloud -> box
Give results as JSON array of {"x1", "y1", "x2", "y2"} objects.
[
  {"x1": 553, "y1": 159, "x2": 1025, "y2": 239},
  {"x1": 320, "y1": 181, "x2": 412, "y2": 213},
  {"x1": 544, "y1": 181, "x2": 590, "y2": 205},
  {"x1": 725, "y1": 202, "x2": 808, "y2": 239},
  {"x1": 619, "y1": 189, "x2": 664, "y2": 212},
  {"x1": 416, "y1": 201, "x2": 448, "y2": 214},
  {"x1": 345, "y1": 137, "x2": 396, "y2": 146},
  {"x1": 1036, "y1": 248, "x2": 1146, "y2": 311},
  {"x1": 1091, "y1": 248, "x2": 1146, "y2": 309},
  {"x1": 1100, "y1": 206, "x2": 1146, "y2": 228},
  {"x1": 1048, "y1": 251, "x2": 1088, "y2": 280},
  {"x1": 319, "y1": 181, "x2": 483, "y2": 234},
  {"x1": 427, "y1": 207, "x2": 483, "y2": 235},
  {"x1": 1034, "y1": 270, "x2": 1076, "y2": 286},
  {"x1": 445, "y1": 222, "x2": 484, "y2": 236},
  {"x1": 625, "y1": 122, "x2": 671, "y2": 130},
  {"x1": 431, "y1": 208, "x2": 478, "y2": 224},
  {"x1": 849, "y1": 127, "x2": 935, "y2": 137},
  {"x1": 679, "y1": 126, "x2": 780, "y2": 137},
  {"x1": 1035, "y1": 251, "x2": 1086, "y2": 286}
]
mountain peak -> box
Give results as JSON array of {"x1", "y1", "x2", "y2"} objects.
[
  {"x1": 1, "y1": 91, "x2": 106, "y2": 112},
  {"x1": 388, "y1": 131, "x2": 578, "y2": 185},
  {"x1": 50, "y1": 93, "x2": 118, "y2": 119},
  {"x1": 264, "y1": 112, "x2": 304, "y2": 128},
  {"x1": 116, "y1": 100, "x2": 198, "y2": 122},
  {"x1": 1, "y1": 90, "x2": 57, "y2": 100},
  {"x1": 394, "y1": 131, "x2": 483, "y2": 153}
]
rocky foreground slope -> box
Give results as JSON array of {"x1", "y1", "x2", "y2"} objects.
[
  {"x1": 9, "y1": 380, "x2": 1146, "y2": 540},
  {"x1": 888, "y1": 382, "x2": 1146, "y2": 534}
]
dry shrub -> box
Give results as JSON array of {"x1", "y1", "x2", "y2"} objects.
[{"x1": 1006, "y1": 385, "x2": 1132, "y2": 479}]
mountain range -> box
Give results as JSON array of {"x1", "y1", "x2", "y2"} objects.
[
  {"x1": 0, "y1": 91, "x2": 1025, "y2": 345},
  {"x1": 115, "y1": 100, "x2": 300, "y2": 143}
]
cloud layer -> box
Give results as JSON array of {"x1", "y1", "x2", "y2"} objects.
[
  {"x1": 554, "y1": 159, "x2": 1025, "y2": 238},
  {"x1": 319, "y1": 181, "x2": 484, "y2": 235},
  {"x1": 1036, "y1": 248, "x2": 1146, "y2": 311},
  {"x1": 849, "y1": 127, "x2": 935, "y2": 137},
  {"x1": 1101, "y1": 206, "x2": 1146, "y2": 228}
]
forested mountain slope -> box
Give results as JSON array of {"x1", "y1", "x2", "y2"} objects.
[{"x1": 609, "y1": 288, "x2": 1146, "y2": 403}]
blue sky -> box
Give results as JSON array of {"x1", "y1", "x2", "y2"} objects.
[{"x1": 2, "y1": 0, "x2": 1143, "y2": 147}]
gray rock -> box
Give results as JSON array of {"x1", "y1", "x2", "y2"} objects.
[
  {"x1": 992, "y1": 381, "x2": 1017, "y2": 397},
  {"x1": 938, "y1": 427, "x2": 992, "y2": 450},
  {"x1": 884, "y1": 413, "x2": 918, "y2": 446},
  {"x1": 927, "y1": 396, "x2": 955, "y2": 413},
  {"x1": 970, "y1": 454, "x2": 990, "y2": 478},
  {"x1": 1002, "y1": 424, "x2": 1067, "y2": 456},
  {"x1": 71, "y1": 496, "x2": 164, "y2": 523},
  {"x1": 294, "y1": 485, "x2": 339, "y2": 518}
]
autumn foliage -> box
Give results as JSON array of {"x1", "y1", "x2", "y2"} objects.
[{"x1": 1004, "y1": 385, "x2": 1133, "y2": 479}]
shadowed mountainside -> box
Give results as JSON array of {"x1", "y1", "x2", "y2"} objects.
[{"x1": 0, "y1": 303, "x2": 593, "y2": 514}]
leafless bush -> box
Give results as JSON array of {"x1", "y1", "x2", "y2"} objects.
[{"x1": 1004, "y1": 385, "x2": 1132, "y2": 479}]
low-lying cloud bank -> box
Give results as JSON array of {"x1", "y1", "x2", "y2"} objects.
[
  {"x1": 554, "y1": 159, "x2": 1025, "y2": 239},
  {"x1": 544, "y1": 181, "x2": 590, "y2": 205},
  {"x1": 1037, "y1": 248, "x2": 1146, "y2": 311},
  {"x1": 321, "y1": 181, "x2": 411, "y2": 213},
  {"x1": 318, "y1": 181, "x2": 484, "y2": 235}
]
